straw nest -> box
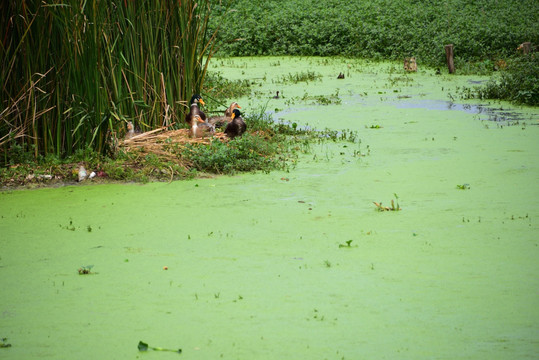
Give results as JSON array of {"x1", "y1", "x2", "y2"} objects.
[{"x1": 119, "y1": 127, "x2": 228, "y2": 163}]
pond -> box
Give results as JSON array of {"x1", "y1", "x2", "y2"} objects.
[{"x1": 1, "y1": 57, "x2": 538, "y2": 359}]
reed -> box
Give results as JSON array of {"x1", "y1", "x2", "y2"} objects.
[{"x1": 0, "y1": 0, "x2": 218, "y2": 164}]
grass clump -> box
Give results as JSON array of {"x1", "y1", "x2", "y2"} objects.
[
  {"x1": 474, "y1": 54, "x2": 539, "y2": 106},
  {"x1": 183, "y1": 133, "x2": 285, "y2": 175},
  {"x1": 275, "y1": 71, "x2": 322, "y2": 84}
]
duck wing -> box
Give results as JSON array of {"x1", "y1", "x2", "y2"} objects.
[
  {"x1": 225, "y1": 118, "x2": 246, "y2": 138},
  {"x1": 209, "y1": 115, "x2": 233, "y2": 129}
]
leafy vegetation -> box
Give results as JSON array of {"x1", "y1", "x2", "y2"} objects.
[
  {"x1": 210, "y1": 0, "x2": 539, "y2": 66},
  {"x1": 474, "y1": 54, "x2": 539, "y2": 106}
]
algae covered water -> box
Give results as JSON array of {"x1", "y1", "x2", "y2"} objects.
[{"x1": 1, "y1": 57, "x2": 538, "y2": 359}]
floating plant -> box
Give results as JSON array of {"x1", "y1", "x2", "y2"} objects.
[
  {"x1": 338, "y1": 240, "x2": 354, "y2": 248},
  {"x1": 78, "y1": 265, "x2": 94, "y2": 275},
  {"x1": 137, "y1": 341, "x2": 181, "y2": 353},
  {"x1": 373, "y1": 194, "x2": 401, "y2": 211},
  {"x1": 1, "y1": 338, "x2": 11, "y2": 348}
]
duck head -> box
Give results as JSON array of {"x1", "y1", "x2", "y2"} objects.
[
  {"x1": 231, "y1": 109, "x2": 242, "y2": 120},
  {"x1": 190, "y1": 94, "x2": 205, "y2": 106},
  {"x1": 192, "y1": 114, "x2": 205, "y2": 124}
]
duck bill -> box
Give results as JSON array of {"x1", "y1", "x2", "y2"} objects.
[{"x1": 198, "y1": 99, "x2": 205, "y2": 106}]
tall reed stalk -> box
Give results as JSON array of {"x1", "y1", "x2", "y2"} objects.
[{"x1": 0, "y1": 0, "x2": 218, "y2": 164}]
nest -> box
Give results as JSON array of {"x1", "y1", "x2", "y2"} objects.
[{"x1": 119, "y1": 126, "x2": 229, "y2": 163}]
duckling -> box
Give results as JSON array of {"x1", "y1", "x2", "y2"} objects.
[
  {"x1": 208, "y1": 102, "x2": 241, "y2": 128},
  {"x1": 125, "y1": 121, "x2": 142, "y2": 139},
  {"x1": 189, "y1": 115, "x2": 215, "y2": 138},
  {"x1": 125, "y1": 121, "x2": 136, "y2": 139},
  {"x1": 272, "y1": 91, "x2": 280, "y2": 99},
  {"x1": 185, "y1": 94, "x2": 206, "y2": 124},
  {"x1": 337, "y1": 72, "x2": 345, "y2": 79},
  {"x1": 225, "y1": 109, "x2": 246, "y2": 139}
]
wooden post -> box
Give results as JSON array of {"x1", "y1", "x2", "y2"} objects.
[
  {"x1": 522, "y1": 42, "x2": 532, "y2": 54},
  {"x1": 445, "y1": 44, "x2": 455, "y2": 74}
]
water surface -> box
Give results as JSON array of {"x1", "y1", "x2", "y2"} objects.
[{"x1": 1, "y1": 57, "x2": 538, "y2": 359}]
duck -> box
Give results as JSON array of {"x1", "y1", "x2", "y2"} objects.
[
  {"x1": 189, "y1": 115, "x2": 215, "y2": 138},
  {"x1": 272, "y1": 91, "x2": 280, "y2": 99},
  {"x1": 224, "y1": 109, "x2": 246, "y2": 139},
  {"x1": 125, "y1": 121, "x2": 136, "y2": 139},
  {"x1": 337, "y1": 72, "x2": 345, "y2": 79},
  {"x1": 208, "y1": 102, "x2": 241, "y2": 129},
  {"x1": 125, "y1": 121, "x2": 142, "y2": 139},
  {"x1": 185, "y1": 94, "x2": 206, "y2": 124}
]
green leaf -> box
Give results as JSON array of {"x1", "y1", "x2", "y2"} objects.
[{"x1": 138, "y1": 341, "x2": 149, "y2": 351}]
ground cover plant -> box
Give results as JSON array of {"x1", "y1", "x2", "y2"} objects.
[{"x1": 210, "y1": 0, "x2": 539, "y2": 67}]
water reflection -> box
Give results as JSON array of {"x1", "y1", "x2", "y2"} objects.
[{"x1": 392, "y1": 99, "x2": 529, "y2": 123}]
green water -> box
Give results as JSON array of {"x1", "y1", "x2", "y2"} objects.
[{"x1": 1, "y1": 57, "x2": 538, "y2": 359}]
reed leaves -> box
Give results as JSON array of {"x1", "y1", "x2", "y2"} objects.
[{"x1": 1, "y1": 0, "x2": 218, "y2": 164}]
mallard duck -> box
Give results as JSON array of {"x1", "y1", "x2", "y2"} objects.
[
  {"x1": 185, "y1": 94, "x2": 206, "y2": 124},
  {"x1": 225, "y1": 109, "x2": 246, "y2": 139},
  {"x1": 189, "y1": 115, "x2": 215, "y2": 138},
  {"x1": 224, "y1": 102, "x2": 241, "y2": 117},
  {"x1": 208, "y1": 102, "x2": 241, "y2": 128}
]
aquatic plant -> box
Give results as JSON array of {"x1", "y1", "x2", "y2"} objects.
[
  {"x1": 1, "y1": 1, "x2": 219, "y2": 164},
  {"x1": 275, "y1": 71, "x2": 322, "y2": 84},
  {"x1": 373, "y1": 194, "x2": 401, "y2": 212},
  {"x1": 475, "y1": 54, "x2": 539, "y2": 106},
  {"x1": 0, "y1": 338, "x2": 11, "y2": 348},
  {"x1": 300, "y1": 90, "x2": 342, "y2": 105},
  {"x1": 338, "y1": 240, "x2": 354, "y2": 248},
  {"x1": 210, "y1": 0, "x2": 539, "y2": 66},
  {"x1": 137, "y1": 341, "x2": 181, "y2": 354},
  {"x1": 78, "y1": 265, "x2": 94, "y2": 275}
]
